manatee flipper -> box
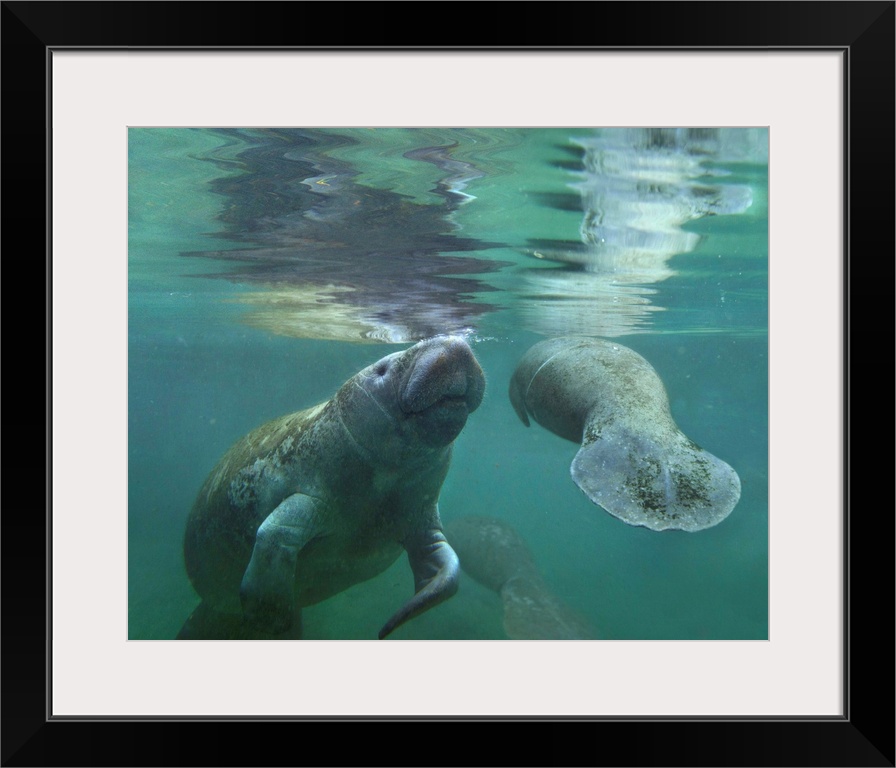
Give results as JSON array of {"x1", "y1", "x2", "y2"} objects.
[
  {"x1": 378, "y1": 524, "x2": 459, "y2": 639},
  {"x1": 571, "y1": 425, "x2": 741, "y2": 532},
  {"x1": 240, "y1": 492, "x2": 324, "y2": 636},
  {"x1": 508, "y1": 379, "x2": 531, "y2": 427}
]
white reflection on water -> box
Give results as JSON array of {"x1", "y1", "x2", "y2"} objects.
[{"x1": 519, "y1": 128, "x2": 764, "y2": 338}]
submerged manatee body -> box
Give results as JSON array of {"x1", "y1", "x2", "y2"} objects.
[
  {"x1": 445, "y1": 516, "x2": 597, "y2": 640},
  {"x1": 179, "y1": 335, "x2": 485, "y2": 640},
  {"x1": 509, "y1": 337, "x2": 740, "y2": 532}
]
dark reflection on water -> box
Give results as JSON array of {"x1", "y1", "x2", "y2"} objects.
[{"x1": 182, "y1": 128, "x2": 510, "y2": 342}]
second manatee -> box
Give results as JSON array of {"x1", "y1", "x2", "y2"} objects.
[{"x1": 509, "y1": 337, "x2": 740, "y2": 532}]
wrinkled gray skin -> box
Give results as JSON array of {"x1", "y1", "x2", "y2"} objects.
[
  {"x1": 509, "y1": 337, "x2": 740, "y2": 532},
  {"x1": 180, "y1": 335, "x2": 485, "y2": 640},
  {"x1": 445, "y1": 516, "x2": 597, "y2": 640}
]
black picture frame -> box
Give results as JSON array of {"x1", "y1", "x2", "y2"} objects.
[{"x1": 4, "y1": 2, "x2": 892, "y2": 766}]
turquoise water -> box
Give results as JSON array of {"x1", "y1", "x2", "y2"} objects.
[{"x1": 128, "y1": 127, "x2": 768, "y2": 641}]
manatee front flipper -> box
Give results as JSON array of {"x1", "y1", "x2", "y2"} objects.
[
  {"x1": 240, "y1": 492, "x2": 324, "y2": 637},
  {"x1": 378, "y1": 525, "x2": 459, "y2": 640},
  {"x1": 571, "y1": 426, "x2": 741, "y2": 533}
]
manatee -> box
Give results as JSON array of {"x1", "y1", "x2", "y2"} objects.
[
  {"x1": 445, "y1": 516, "x2": 597, "y2": 640},
  {"x1": 508, "y1": 337, "x2": 740, "y2": 532},
  {"x1": 178, "y1": 335, "x2": 485, "y2": 640}
]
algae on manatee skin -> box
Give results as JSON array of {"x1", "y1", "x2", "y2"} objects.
[{"x1": 623, "y1": 453, "x2": 670, "y2": 517}]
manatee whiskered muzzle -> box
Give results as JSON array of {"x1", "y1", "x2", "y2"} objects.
[
  {"x1": 399, "y1": 339, "x2": 485, "y2": 416},
  {"x1": 404, "y1": 376, "x2": 480, "y2": 415}
]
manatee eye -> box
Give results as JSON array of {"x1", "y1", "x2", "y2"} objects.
[{"x1": 374, "y1": 361, "x2": 388, "y2": 377}]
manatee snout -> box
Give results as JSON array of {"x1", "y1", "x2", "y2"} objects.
[
  {"x1": 401, "y1": 335, "x2": 485, "y2": 415},
  {"x1": 399, "y1": 336, "x2": 485, "y2": 447}
]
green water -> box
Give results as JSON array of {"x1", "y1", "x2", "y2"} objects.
[{"x1": 128, "y1": 127, "x2": 768, "y2": 641}]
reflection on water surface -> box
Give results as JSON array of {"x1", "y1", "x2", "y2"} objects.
[
  {"x1": 184, "y1": 128, "x2": 510, "y2": 342},
  {"x1": 181, "y1": 127, "x2": 765, "y2": 342}
]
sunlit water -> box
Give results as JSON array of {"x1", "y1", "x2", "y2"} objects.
[{"x1": 129, "y1": 127, "x2": 768, "y2": 640}]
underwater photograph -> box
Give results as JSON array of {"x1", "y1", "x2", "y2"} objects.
[{"x1": 128, "y1": 127, "x2": 769, "y2": 641}]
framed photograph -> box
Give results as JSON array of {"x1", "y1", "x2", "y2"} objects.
[{"x1": 7, "y1": 2, "x2": 892, "y2": 765}]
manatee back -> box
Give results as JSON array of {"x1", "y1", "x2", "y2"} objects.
[
  {"x1": 501, "y1": 577, "x2": 597, "y2": 640},
  {"x1": 446, "y1": 515, "x2": 597, "y2": 639},
  {"x1": 509, "y1": 337, "x2": 674, "y2": 443},
  {"x1": 444, "y1": 516, "x2": 538, "y2": 592}
]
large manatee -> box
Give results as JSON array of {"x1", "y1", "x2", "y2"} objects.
[
  {"x1": 445, "y1": 516, "x2": 597, "y2": 640},
  {"x1": 178, "y1": 335, "x2": 485, "y2": 640},
  {"x1": 509, "y1": 337, "x2": 740, "y2": 532}
]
